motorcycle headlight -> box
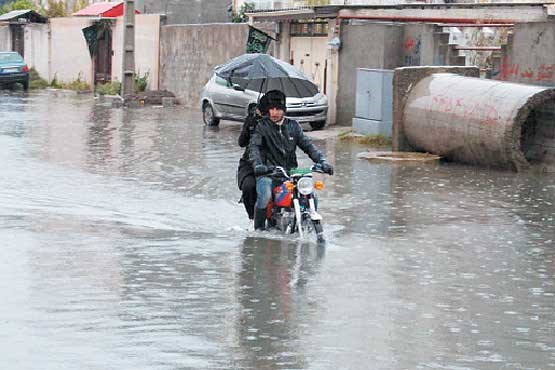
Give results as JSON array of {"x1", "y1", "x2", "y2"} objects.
[{"x1": 297, "y1": 177, "x2": 314, "y2": 195}]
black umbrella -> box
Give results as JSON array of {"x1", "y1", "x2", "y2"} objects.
[{"x1": 214, "y1": 53, "x2": 318, "y2": 98}]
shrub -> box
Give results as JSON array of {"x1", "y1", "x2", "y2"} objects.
[
  {"x1": 50, "y1": 72, "x2": 90, "y2": 91},
  {"x1": 134, "y1": 70, "x2": 149, "y2": 93},
  {"x1": 95, "y1": 81, "x2": 122, "y2": 96},
  {"x1": 231, "y1": 2, "x2": 254, "y2": 23},
  {"x1": 68, "y1": 72, "x2": 89, "y2": 90},
  {"x1": 28, "y1": 67, "x2": 49, "y2": 89},
  {"x1": 1, "y1": 0, "x2": 38, "y2": 14},
  {"x1": 64, "y1": 79, "x2": 90, "y2": 91},
  {"x1": 339, "y1": 132, "x2": 392, "y2": 147},
  {"x1": 50, "y1": 73, "x2": 62, "y2": 88},
  {"x1": 43, "y1": 0, "x2": 67, "y2": 17}
]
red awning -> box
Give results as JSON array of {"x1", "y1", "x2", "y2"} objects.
[{"x1": 72, "y1": 2, "x2": 140, "y2": 17}]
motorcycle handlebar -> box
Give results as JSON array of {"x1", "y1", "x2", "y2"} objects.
[
  {"x1": 311, "y1": 163, "x2": 325, "y2": 174},
  {"x1": 268, "y1": 164, "x2": 329, "y2": 177},
  {"x1": 269, "y1": 166, "x2": 289, "y2": 179}
]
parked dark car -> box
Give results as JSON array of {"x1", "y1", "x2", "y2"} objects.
[{"x1": 0, "y1": 52, "x2": 29, "y2": 90}]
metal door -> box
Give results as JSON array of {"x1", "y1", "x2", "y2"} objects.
[
  {"x1": 356, "y1": 69, "x2": 385, "y2": 121},
  {"x1": 94, "y1": 30, "x2": 112, "y2": 85},
  {"x1": 10, "y1": 25, "x2": 24, "y2": 57},
  {"x1": 290, "y1": 37, "x2": 328, "y2": 93}
]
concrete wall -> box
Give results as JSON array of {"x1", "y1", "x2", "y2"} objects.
[
  {"x1": 402, "y1": 23, "x2": 444, "y2": 67},
  {"x1": 0, "y1": 24, "x2": 10, "y2": 51},
  {"x1": 112, "y1": 14, "x2": 161, "y2": 90},
  {"x1": 135, "y1": 14, "x2": 160, "y2": 90},
  {"x1": 142, "y1": 0, "x2": 229, "y2": 25},
  {"x1": 50, "y1": 17, "x2": 94, "y2": 85},
  {"x1": 337, "y1": 21, "x2": 452, "y2": 126},
  {"x1": 48, "y1": 15, "x2": 160, "y2": 89},
  {"x1": 159, "y1": 23, "x2": 249, "y2": 107},
  {"x1": 337, "y1": 22, "x2": 403, "y2": 126},
  {"x1": 24, "y1": 23, "x2": 49, "y2": 80},
  {"x1": 338, "y1": 5, "x2": 550, "y2": 24},
  {"x1": 493, "y1": 22, "x2": 555, "y2": 87}
]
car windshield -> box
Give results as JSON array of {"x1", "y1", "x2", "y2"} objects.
[{"x1": 0, "y1": 53, "x2": 23, "y2": 63}]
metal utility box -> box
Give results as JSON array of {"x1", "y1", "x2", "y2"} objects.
[{"x1": 352, "y1": 68, "x2": 394, "y2": 136}]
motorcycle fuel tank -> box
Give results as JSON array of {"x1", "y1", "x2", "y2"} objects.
[{"x1": 273, "y1": 183, "x2": 292, "y2": 207}]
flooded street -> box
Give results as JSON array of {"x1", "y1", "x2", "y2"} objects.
[{"x1": 1, "y1": 90, "x2": 554, "y2": 370}]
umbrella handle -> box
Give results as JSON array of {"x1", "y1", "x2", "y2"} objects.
[{"x1": 257, "y1": 78, "x2": 267, "y2": 102}]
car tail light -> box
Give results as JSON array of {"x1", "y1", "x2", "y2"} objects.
[{"x1": 22, "y1": 65, "x2": 29, "y2": 72}]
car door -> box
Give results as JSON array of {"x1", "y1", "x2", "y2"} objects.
[
  {"x1": 210, "y1": 75, "x2": 233, "y2": 116},
  {"x1": 226, "y1": 83, "x2": 249, "y2": 119}
]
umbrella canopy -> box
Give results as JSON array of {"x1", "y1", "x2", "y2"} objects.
[
  {"x1": 214, "y1": 53, "x2": 319, "y2": 98},
  {"x1": 230, "y1": 76, "x2": 318, "y2": 98}
]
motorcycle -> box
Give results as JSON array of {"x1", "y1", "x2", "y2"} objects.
[{"x1": 265, "y1": 164, "x2": 329, "y2": 245}]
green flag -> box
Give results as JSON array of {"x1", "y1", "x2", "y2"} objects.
[{"x1": 246, "y1": 26, "x2": 274, "y2": 54}]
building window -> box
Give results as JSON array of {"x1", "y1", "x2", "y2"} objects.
[{"x1": 290, "y1": 21, "x2": 328, "y2": 37}]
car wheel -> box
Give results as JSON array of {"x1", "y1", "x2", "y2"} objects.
[
  {"x1": 22, "y1": 80, "x2": 29, "y2": 91},
  {"x1": 203, "y1": 102, "x2": 220, "y2": 126},
  {"x1": 310, "y1": 120, "x2": 326, "y2": 131}
]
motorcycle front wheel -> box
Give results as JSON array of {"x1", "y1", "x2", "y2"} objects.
[{"x1": 300, "y1": 217, "x2": 325, "y2": 245}]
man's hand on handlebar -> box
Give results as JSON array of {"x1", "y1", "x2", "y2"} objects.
[
  {"x1": 254, "y1": 164, "x2": 276, "y2": 176},
  {"x1": 317, "y1": 161, "x2": 334, "y2": 175}
]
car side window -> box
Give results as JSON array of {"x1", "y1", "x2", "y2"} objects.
[{"x1": 214, "y1": 75, "x2": 229, "y2": 87}]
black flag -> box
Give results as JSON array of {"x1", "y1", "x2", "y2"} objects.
[
  {"x1": 82, "y1": 24, "x2": 98, "y2": 57},
  {"x1": 246, "y1": 26, "x2": 274, "y2": 54}
]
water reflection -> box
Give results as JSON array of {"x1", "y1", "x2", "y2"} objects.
[
  {"x1": 234, "y1": 237, "x2": 325, "y2": 369},
  {"x1": 86, "y1": 104, "x2": 115, "y2": 164}
]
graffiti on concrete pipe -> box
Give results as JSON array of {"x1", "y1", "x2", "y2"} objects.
[
  {"x1": 401, "y1": 72, "x2": 555, "y2": 171},
  {"x1": 427, "y1": 94, "x2": 500, "y2": 125}
]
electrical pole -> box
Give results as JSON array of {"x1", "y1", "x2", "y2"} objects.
[{"x1": 121, "y1": 0, "x2": 135, "y2": 99}]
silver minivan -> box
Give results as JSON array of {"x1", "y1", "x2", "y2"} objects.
[{"x1": 200, "y1": 73, "x2": 328, "y2": 130}]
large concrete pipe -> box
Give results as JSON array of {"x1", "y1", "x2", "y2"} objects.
[{"x1": 400, "y1": 73, "x2": 555, "y2": 171}]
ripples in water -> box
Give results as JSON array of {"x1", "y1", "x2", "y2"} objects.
[{"x1": 0, "y1": 92, "x2": 554, "y2": 370}]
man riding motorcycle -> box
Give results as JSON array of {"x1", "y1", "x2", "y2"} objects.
[{"x1": 249, "y1": 89, "x2": 334, "y2": 231}]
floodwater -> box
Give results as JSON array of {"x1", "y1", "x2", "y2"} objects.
[{"x1": 1, "y1": 90, "x2": 553, "y2": 370}]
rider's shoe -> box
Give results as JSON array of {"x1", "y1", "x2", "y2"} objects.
[{"x1": 254, "y1": 208, "x2": 267, "y2": 231}]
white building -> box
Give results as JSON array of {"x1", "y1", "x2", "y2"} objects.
[
  {"x1": 234, "y1": 0, "x2": 317, "y2": 12},
  {"x1": 233, "y1": 0, "x2": 424, "y2": 12}
]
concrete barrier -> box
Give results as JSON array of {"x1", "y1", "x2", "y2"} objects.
[
  {"x1": 394, "y1": 67, "x2": 555, "y2": 172},
  {"x1": 159, "y1": 23, "x2": 274, "y2": 107}
]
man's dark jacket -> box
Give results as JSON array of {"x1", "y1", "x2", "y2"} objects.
[
  {"x1": 249, "y1": 117, "x2": 324, "y2": 172},
  {"x1": 237, "y1": 113, "x2": 259, "y2": 189}
]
